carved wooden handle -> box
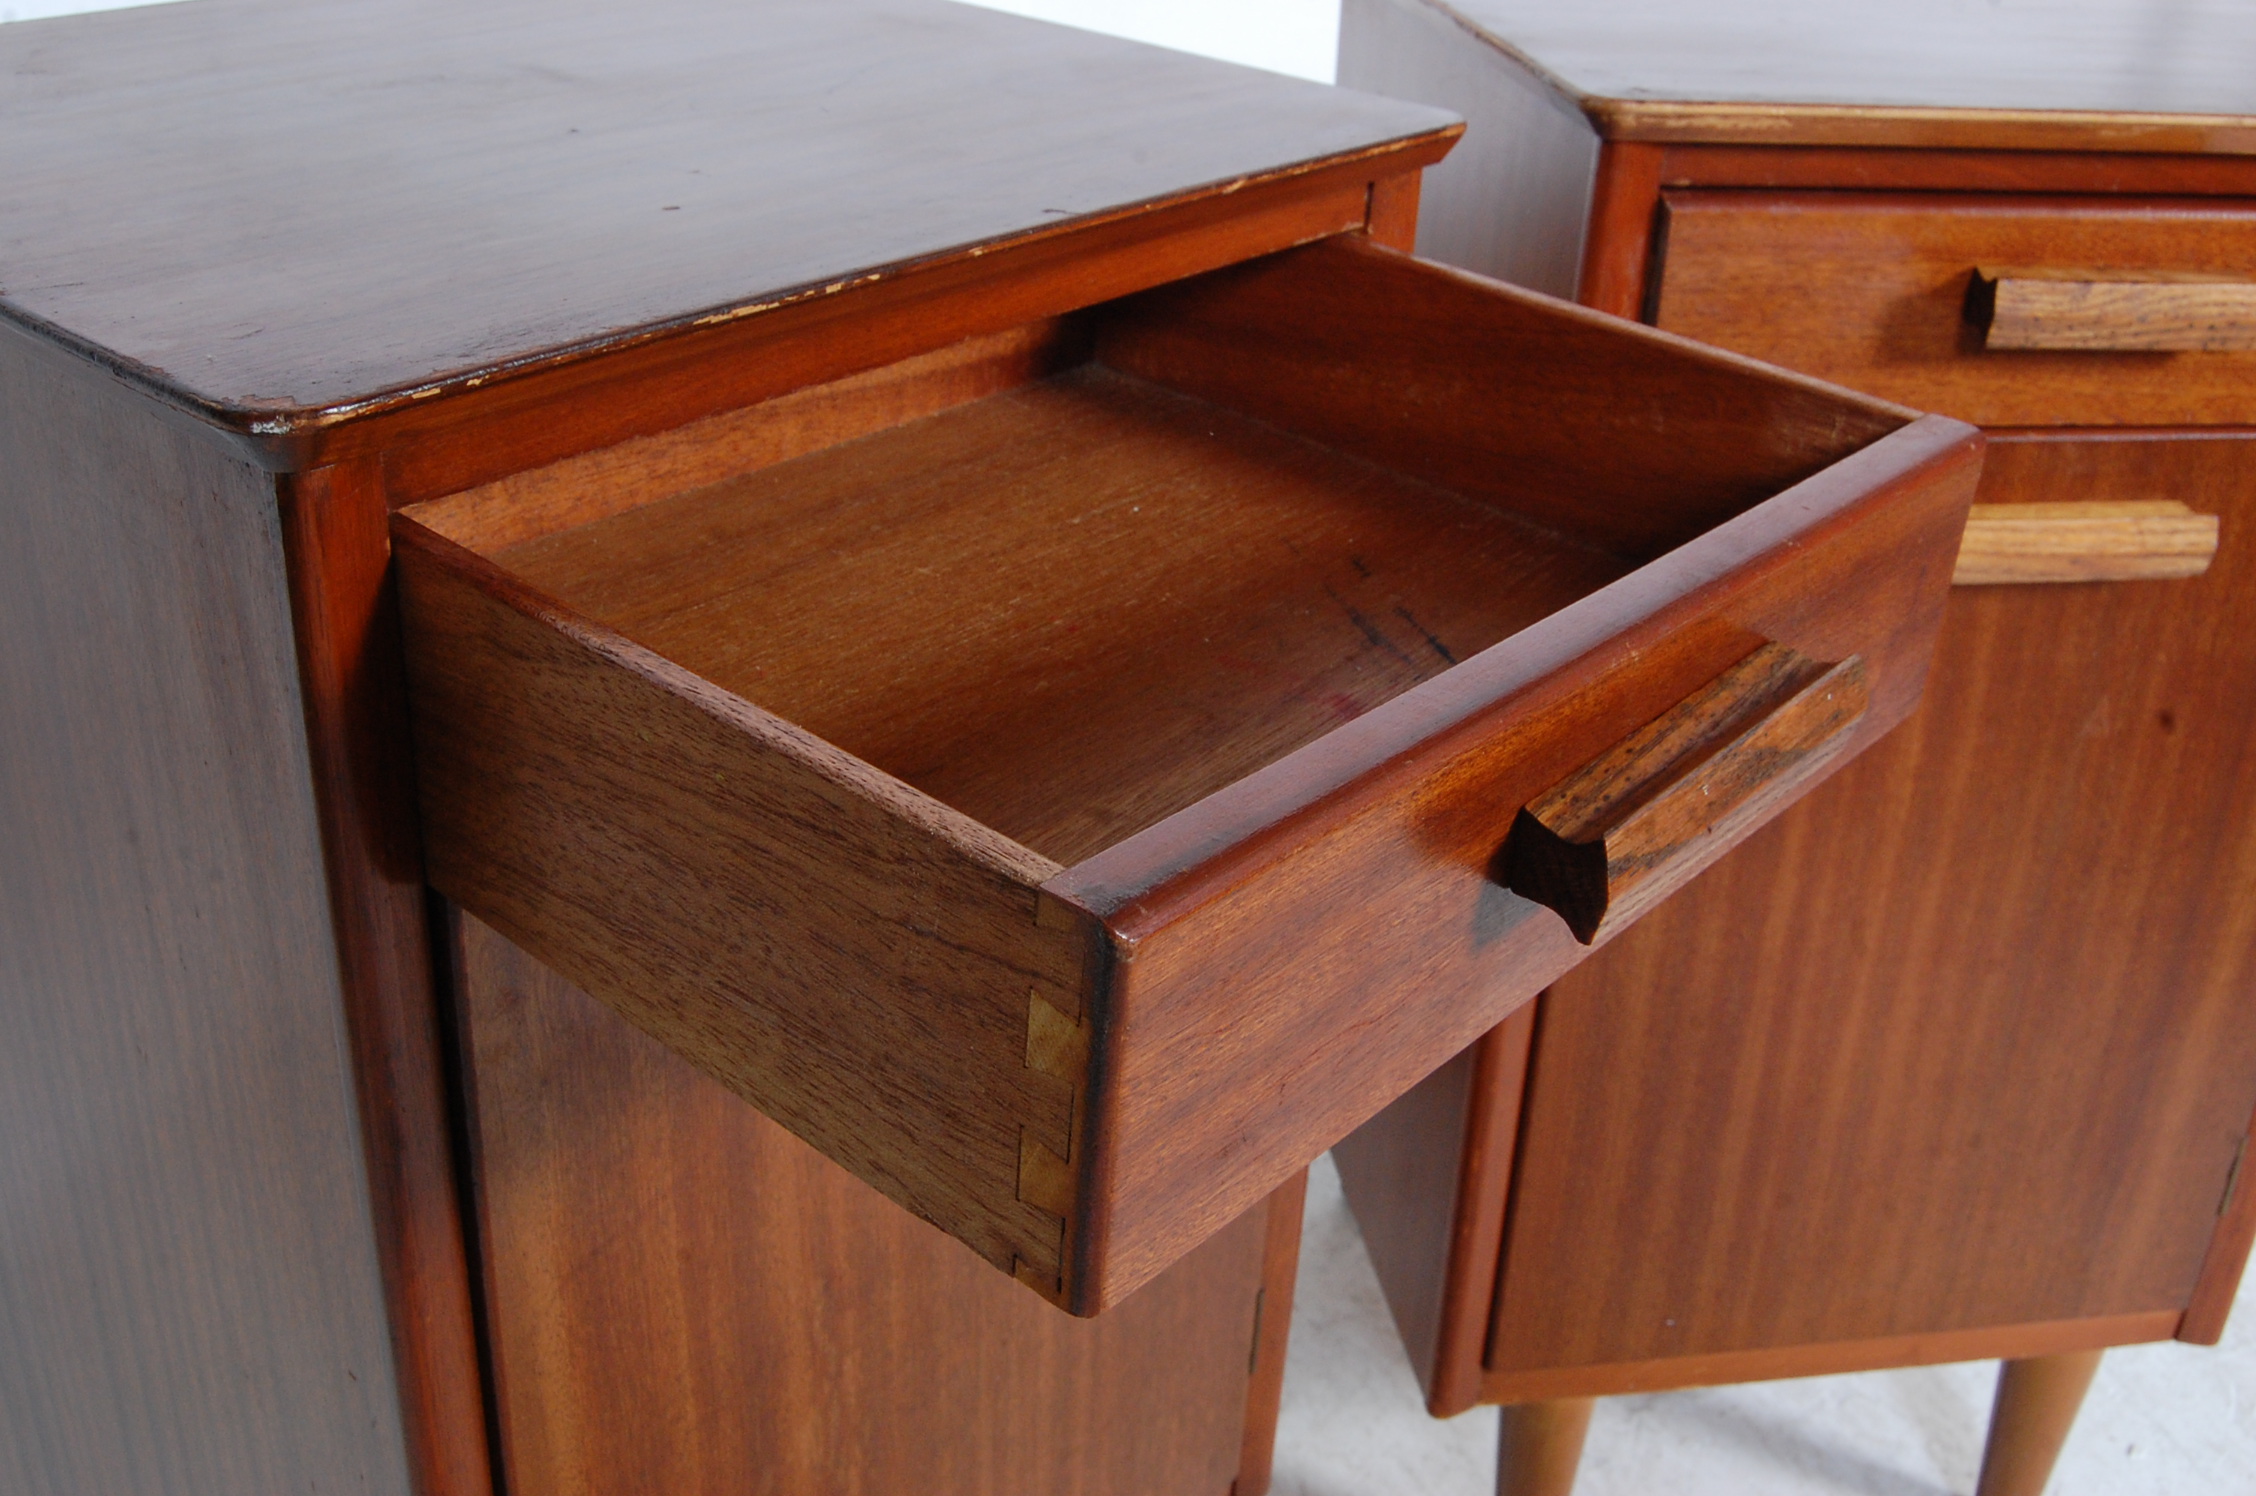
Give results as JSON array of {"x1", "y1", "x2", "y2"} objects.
[
  {"x1": 1953, "y1": 501, "x2": 2220, "y2": 585},
  {"x1": 1970, "y1": 268, "x2": 2256, "y2": 352},
  {"x1": 1502, "y1": 644, "x2": 1868, "y2": 946}
]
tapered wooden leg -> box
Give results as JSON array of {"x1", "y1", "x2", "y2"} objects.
[
  {"x1": 1973, "y1": 1350, "x2": 2104, "y2": 1496},
  {"x1": 1496, "y1": 1398, "x2": 1595, "y2": 1496}
]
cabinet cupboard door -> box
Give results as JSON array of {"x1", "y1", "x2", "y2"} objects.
[
  {"x1": 1487, "y1": 432, "x2": 2256, "y2": 1384},
  {"x1": 451, "y1": 912, "x2": 1279, "y2": 1496}
]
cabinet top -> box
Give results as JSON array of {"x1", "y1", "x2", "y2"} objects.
[
  {"x1": 1420, "y1": 0, "x2": 2256, "y2": 153},
  {"x1": 0, "y1": 0, "x2": 1453, "y2": 432}
]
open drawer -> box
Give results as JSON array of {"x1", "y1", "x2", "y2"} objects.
[{"x1": 393, "y1": 236, "x2": 1980, "y2": 1315}]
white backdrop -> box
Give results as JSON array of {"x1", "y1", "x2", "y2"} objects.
[{"x1": 0, "y1": 0, "x2": 1341, "y2": 80}]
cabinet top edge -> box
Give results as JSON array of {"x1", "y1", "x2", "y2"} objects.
[
  {"x1": 1407, "y1": 0, "x2": 2256, "y2": 153},
  {"x1": 0, "y1": 0, "x2": 1458, "y2": 441}
]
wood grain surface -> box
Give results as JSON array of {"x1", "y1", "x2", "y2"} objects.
[
  {"x1": 451, "y1": 912, "x2": 1271, "y2": 1496},
  {"x1": 1504, "y1": 645, "x2": 1869, "y2": 945},
  {"x1": 1495, "y1": 1399, "x2": 1595, "y2": 1496},
  {"x1": 0, "y1": 322, "x2": 415, "y2": 1494},
  {"x1": 494, "y1": 360, "x2": 1622, "y2": 865},
  {"x1": 1367, "y1": 174, "x2": 1427, "y2": 253},
  {"x1": 1334, "y1": 11, "x2": 2256, "y2": 1433},
  {"x1": 1974, "y1": 1350, "x2": 2107, "y2": 1496},
  {"x1": 1235, "y1": 1169, "x2": 1312, "y2": 1496},
  {"x1": 0, "y1": 0, "x2": 1454, "y2": 429},
  {"x1": 1477, "y1": 1312, "x2": 2179, "y2": 1405},
  {"x1": 407, "y1": 321, "x2": 1086, "y2": 552},
  {"x1": 1055, "y1": 414, "x2": 1976, "y2": 1307},
  {"x1": 1333, "y1": 1008, "x2": 1536, "y2": 1415},
  {"x1": 1953, "y1": 500, "x2": 2220, "y2": 585},
  {"x1": 1654, "y1": 192, "x2": 2256, "y2": 427},
  {"x1": 1976, "y1": 267, "x2": 2256, "y2": 352},
  {"x1": 1578, "y1": 144, "x2": 1669, "y2": 317},
  {"x1": 1094, "y1": 238, "x2": 1912, "y2": 561},
  {"x1": 396, "y1": 237, "x2": 1974, "y2": 1311},
  {"x1": 1485, "y1": 432, "x2": 2256, "y2": 1383},
  {"x1": 276, "y1": 460, "x2": 493, "y2": 1496},
  {"x1": 1381, "y1": 0, "x2": 2256, "y2": 151},
  {"x1": 394, "y1": 519, "x2": 1093, "y2": 1296},
  {"x1": 2185, "y1": 1083, "x2": 2256, "y2": 1342},
  {"x1": 365, "y1": 164, "x2": 1401, "y2": 503},
  {"x1": 1658, "y1": 145, "x2": 2256, "y2": 199},
  {"x1": 1977, "y1": 270, "x2": 2256, "y2": 351}
]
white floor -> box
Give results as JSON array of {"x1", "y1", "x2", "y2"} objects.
[{"x1": 1274, "y1": 1155, "x2": 2256, "y2": 1496}]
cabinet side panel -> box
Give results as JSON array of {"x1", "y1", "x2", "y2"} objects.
[
  {"x1": 0, "y1": 327, "x2": 412, "y2": 1494},
  {"x1": 1333, "y1": 1047, "x2": 1478, "y2": 1393},
  {"x1": 1337, "y1": 1007, "x2": 1535, "y2": 1415},
  {"x1": 1491, "y1": 432, "x2": 2256, "y2": 1374},
  {"x1": 1339, "y1": 0, "x2": 1600, "y2": 297},
  {"x1": 451, "y1": 912, "x2": 1260, "y2": 1496}
]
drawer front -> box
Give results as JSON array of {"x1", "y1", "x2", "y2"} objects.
[
  {"x1": 1655, "y1": 191, "x2": 2256, "y2": 428},
  {"x1": 395, "y1": 236, "x2": 1981, "y2": 1316}
]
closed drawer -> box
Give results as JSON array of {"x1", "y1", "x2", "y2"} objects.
[
  {"x1": 393, "y1": 235, "x2": 1979, "y2": 1315},
  {"x1": 1655, "y1": 191, "x2": 2256, "y2": 428}
]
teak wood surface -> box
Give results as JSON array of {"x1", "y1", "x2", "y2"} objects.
[
  {"x1": 0, "y1": 318, "x2": 441, "y2": 1496},
  {"x1": 1484, "y1": 432, "x2": 2256, "y2": 1384},
  {"x1": 395, "y1": 235, "x2": 1979, "y2": 1314},
  {"x1": 1953, "y1": 500, "x2": 2220, "y2": 585},
  {"x1": 1654, "y1": 193, "x2": 2256, "y2": 427},
  {"x1": 451, "y1": 912, "x2": 1289, "y2": 1496},
  {"x1": 1974, "y1": 1349, "x2": 2108, "y2": 1496},
  {"x1": 0, "y1": 1, "x2": 1471, "y2": 1491},
  {"x1": 1336, "y1": 8, "x2": 2256, "y2": 1452},
  {"x1": 1503, "y1": 644, "x2": 1869, "y2": 946},
  {"x1": 1975, "y1": 269, "x2": 2256, "y2": 352},
  {"x1": 0, "y1": 0, "x2": 1456, "y2": 431}
]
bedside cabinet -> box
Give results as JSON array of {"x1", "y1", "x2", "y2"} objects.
[
  {"x1": 1, "y1": 2, "x2": 1978, "y2": 1494},
  {"x1": 1337, "y1": 3, "x2": 2256, "y2": 1494}
]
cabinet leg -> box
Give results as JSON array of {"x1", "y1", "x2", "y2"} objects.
[
  {"x1": 1496, "y1": 1397, "x2": 1595, "y2": 1496},
  {"x1": 1973, "y1": 1350, "x2": 2104, "y2": 1496}
]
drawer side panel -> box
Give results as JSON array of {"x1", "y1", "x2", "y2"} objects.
[{"x1": 393, "y1": 520, "x2": 1094, "y2": 1292}]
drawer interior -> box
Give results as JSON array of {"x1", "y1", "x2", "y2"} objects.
[
  {"x1": 397, "y1": 236, "x2": 1944, "y2": 1313},
  {"x1": 489, "y1": 364, "x2": 1623, "y2": 863},
  {"x1": 408, "y1": 258, "x2": 1895, "y2": 868}
]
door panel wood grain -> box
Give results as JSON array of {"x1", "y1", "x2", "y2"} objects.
[
  {"x1": 1488, "y1": 431, "x2": 2256, "y2": 1376},
  {"x1": 452, "y1": 912, "x2": 1270, "y2": 1496},
  {"x1": 1655, "y1": 192, "x2": 2256, "y2": 427}
]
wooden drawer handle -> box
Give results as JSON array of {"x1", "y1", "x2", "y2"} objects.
[
  {"x1": 1970, "y1": 268, "x2": 2256, "y2": 352},
  {"x1": 1502, "y1": 643, "x2": 1868, "y2": 946},
  {"x1": 1953, "y1": 501, "x2": 2220, "y2": 586}
]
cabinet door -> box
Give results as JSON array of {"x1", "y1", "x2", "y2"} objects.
[
  {"x1": 1486, "y1": 432, "x2": 2256, "y2": 1386},
  {"x1": 449, "y1": 910, "x2": 1282, "y2": 1496}
]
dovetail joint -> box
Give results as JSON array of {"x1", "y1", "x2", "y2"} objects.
[{"x1": 1013, "y1": 985, "x2": 1091, "y2": 1296}]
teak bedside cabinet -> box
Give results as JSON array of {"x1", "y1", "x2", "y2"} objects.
[
  {"x1": 2, "y1": 1, "x2": 1980, "y2": 1494},
  {"x1": 1337, "y1": 3, "x2": 2256, "y2": 1493}
]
